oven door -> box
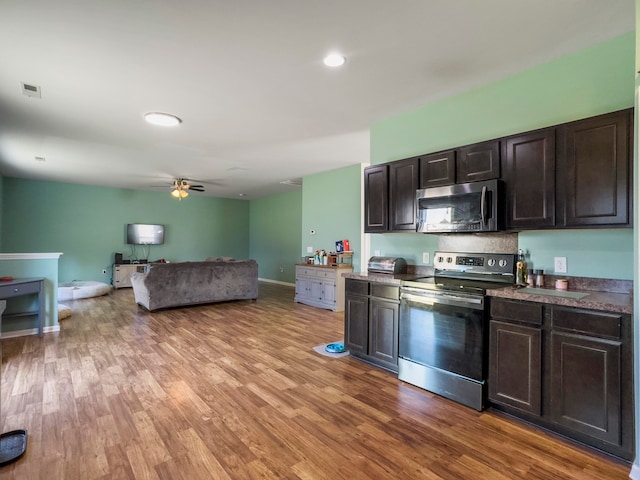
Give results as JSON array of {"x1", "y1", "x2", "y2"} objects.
[{"x1": 399, "y1": 287, "x2": 486, "y2": 381}]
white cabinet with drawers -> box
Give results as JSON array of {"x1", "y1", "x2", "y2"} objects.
[
  {"x1": 294, "y1": 265, "x2": 352, "y2": 312},
  {"x1": 113, "y1": 264, "x2": 149, "y2": 289}
]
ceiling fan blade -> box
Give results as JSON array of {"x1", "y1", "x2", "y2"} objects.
[{"x1": 190, "y1": 187, "x2": 205, "y2": 192}]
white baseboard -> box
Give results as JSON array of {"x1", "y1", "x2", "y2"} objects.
[
  {"x1": 629, "y1": 463, "x2": 640, "y2": 480},
  {"x1": 1, "y1": 325, "x2": 60, "y2": 339},
  {"x1": 258, "y1": 277, "x2": 295, "y2": 287}
]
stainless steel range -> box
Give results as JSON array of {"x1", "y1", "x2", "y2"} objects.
[{"x1": 398, "y1": 251, "x2": 516, "y2": 411}]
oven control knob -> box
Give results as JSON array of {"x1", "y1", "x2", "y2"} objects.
[
  {"x1": 498, "y1": 259, "x2": 508, "y2": 268},
  {"x1": 446, "y1": 256, "x2": 453, "y2": 263},
  {"x1": 487, "y1": 258, "x2": 496, "y2": 267},
  {"x1": 437, "y1": 256, "x2": 444, "y2": 263}
]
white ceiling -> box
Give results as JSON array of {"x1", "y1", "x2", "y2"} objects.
[{"x1": 0, "y1": 0, "x2": 634, "y2": 200}]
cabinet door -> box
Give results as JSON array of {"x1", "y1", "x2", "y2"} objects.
[
  {"x1": 322, "y1": 280, "x2": 336, "y2": 307},
  {"x1": 558, "y1": 109, "x2": 631, "y2": 227},
  {"x1": 295, "y1": 275, "x2": 310, "y2": 302},
  {"x1": 368, "y1": 298, "x2": 399, "y2": 371},
  {"x1": 419, "y1": 150, "x2": 455, "y2": 188},
  {"x1": 549, "y1": 331, "x2": 622, "y2": 446},
  {"x1": 457, "y1": 140, "x2": 500, "y2": 183},
  {"x1": 388, "y1": 158, "x2": 418, "y2": 231},
  {"x1": 309, "y1": 279, "x2": 323, "y2": 302},
  {"x1": 503, "y1": 128, "x2": 556, "y2": 229},
  {"x1": 114, "y1": 265, "x2": 134, "y2": 288},
  {"x1": 344, "y1": 294, "x2": 369, "y2": 356},
  {"x1": 489, "y1": 320, "x2": 542, "y2": 415},
  {"x1": 364, "y1": 165, "x2": 389, "y2": 232}
]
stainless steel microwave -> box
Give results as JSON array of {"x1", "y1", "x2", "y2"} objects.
[{"x1": 416, "y1": 179, "x2": 501, "y2": 233}]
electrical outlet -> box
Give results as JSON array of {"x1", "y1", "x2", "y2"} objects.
[
  {"x1": 102, "y1": 269, "x2": 107, "y2": 274},
  {"x1": 374, "y1": 250, "x2": 381, "y2": 256},
  {"x1": 554, "y1": 257, "x2": 567, "y2": 273},
  {"x1": 422, "y1": 252, "x2": 430, "y2": 264},
  {"x1": 307, "y1": 246, "x2": 313, "y2": 253},
  {"x1": 279, "y1": 266, "x2": 284, "y2": 272}
]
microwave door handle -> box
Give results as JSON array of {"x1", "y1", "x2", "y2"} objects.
[{"x1": 480, "y1": 185, "x2": 487, "y2": 225}]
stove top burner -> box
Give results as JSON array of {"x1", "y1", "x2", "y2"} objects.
[{"x1": 402, "y1": 276, "x2": 512, "y2": 294}]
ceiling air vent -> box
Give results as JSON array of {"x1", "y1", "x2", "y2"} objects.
[
  {"x1": 21, "y1": 82, "x2": 41, "y2": 98},
  {"x1": 280, "y1": 178, "x2": 302, "y2": 187}
]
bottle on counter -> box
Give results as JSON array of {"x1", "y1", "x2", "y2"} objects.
[
  {"x1": 534, "y1": 269, "x2": 544, "y2": 288},
  {"x1": 516, "y1": 249, "x2": 527, "y2": 285}
]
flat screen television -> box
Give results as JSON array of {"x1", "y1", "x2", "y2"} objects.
[{"x1": 126, "y1": 224, "x2": 165, "y2": 245}]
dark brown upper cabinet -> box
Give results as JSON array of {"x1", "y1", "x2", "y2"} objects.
[
  {"x1": 364, "y1": 158, "x2": 418, "y2": 233},
  {"x1": 457, "y1": 140, "x2": 501, "y2": 183},
  {"x1": 557, "y1": 109, "x2": 632, "y2": 227},
  {"x1": 503, "y1": 128, "x2": 556, "y2": 230},
  {"x1": 364, "y1": 164, "x2": 388, "y2": 233},
  {"x1": 419, "y1": 150, "x2": 456, "y2": 188},
  {"x1": 388, "y1": 157, "x2": 419, "y2": 231}
]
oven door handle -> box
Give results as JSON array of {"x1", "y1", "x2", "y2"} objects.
[{"x1": 401, "y1": 292, "x2": 483, "y2": 309}]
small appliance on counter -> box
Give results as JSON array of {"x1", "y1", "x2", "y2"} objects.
[{"x1": 367, "y1": 257, "x2": 408, "y2": 275}]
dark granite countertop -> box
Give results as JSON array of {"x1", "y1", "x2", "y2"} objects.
[
  {"x1": 342, "y1": 271, "x2": 633, "y2": 314},
  {"x1": 487, "y1": 287, "x2": 633, "y2": 314},
  {"x1": 341, "y1": 271, "x2": 415, "y2": 285}
]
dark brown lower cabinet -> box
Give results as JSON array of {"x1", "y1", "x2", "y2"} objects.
[
  {"x1": 550, "y1": 331, "x2": 621, "y2": 445},
  {"x1": 344, "y1": 279, "x2": 399, "y2": 372},
  {"x1": 489, "y1": 320, "x2": 541, "y2": 416},
  {"x1": 344, "y1": 282, "x2": 369, "y2": 357},
  {"x1": 488, "y1": 298, "x2": 633, "y2": 461},
  {"x1": 369, "y1": 297, "x2": 399, "y2": 369}
]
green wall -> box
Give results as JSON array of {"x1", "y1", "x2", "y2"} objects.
[
  {"x1": 370, "y1": 32, "x2": 635, "y2": 280},
  {"x1": 249, "y1": 189, "x2": 302, "y2": 284},
  {"x1": 2, "y1": 178, "x2": 250, "y2": 283},
  {"x1": 301, "y1": 164, "x2": 363, "y2": 272}
]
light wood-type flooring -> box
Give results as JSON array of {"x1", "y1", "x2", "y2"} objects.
[{"x1": 0, "y1": 282, "x2": 632, "y2": 479}]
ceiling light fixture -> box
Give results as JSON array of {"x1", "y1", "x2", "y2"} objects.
[
  {"x1": 171, "y1": 188, "x2": 188, "y2": 199},
  {"x1": 144, "y1": 112, "x2": 182, "y2": 127},
  {"x1": 323, "y1": 53, "x2": 346, "y2": 67}
]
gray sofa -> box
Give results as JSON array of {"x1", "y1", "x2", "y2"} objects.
[{"x1": 130, "y1": 259, "x2": 258, "y2": 311}]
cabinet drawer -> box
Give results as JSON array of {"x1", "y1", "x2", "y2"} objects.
[
  {"x1": 551, "y1": 307, "x2": 621, "y2": 340},
  {"x1": 296, "y1": 266, "x2": 317, "y2": 277},
  {"x1": 346, "y1": 279, "x2": 369, "y2": 295},
  {"x1": 370, "y1": 283, "x2": 399, "y2": 301},
  {"x1": 490, "y1": 298, "x2": 542, "y2": 326},
  {"x1": 0, "y1": 281, "x2": 41, "y2": 298},
  {"x1": 314, "y1": 269, "x2": 335, "y2": 279}
]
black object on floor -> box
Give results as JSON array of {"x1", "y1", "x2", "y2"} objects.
[{"x1": 0, "y1": 430, "x2": 27, "y2": 467}]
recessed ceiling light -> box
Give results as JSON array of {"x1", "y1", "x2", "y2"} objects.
[
  {"x1": 238, "y1": 193, "x2": 247, "y2": 197},
  {"x1": 323, "y1": 53, "x2": 346, "y2": 67},
  {"x1": 144, "y1": 112, "x2": 182, "y2": 127}
]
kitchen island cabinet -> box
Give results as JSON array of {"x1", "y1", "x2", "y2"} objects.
[
  {"x1": 488, "y1": 297, "x2": 633, "y2": 461},
  {"x1": 344, "y1": 279, "x2": 400, "y2": 372}
]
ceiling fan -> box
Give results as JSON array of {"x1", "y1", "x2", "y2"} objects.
[{"x1": 170, "y1": 178, "x2": 205, "y2": 199}]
